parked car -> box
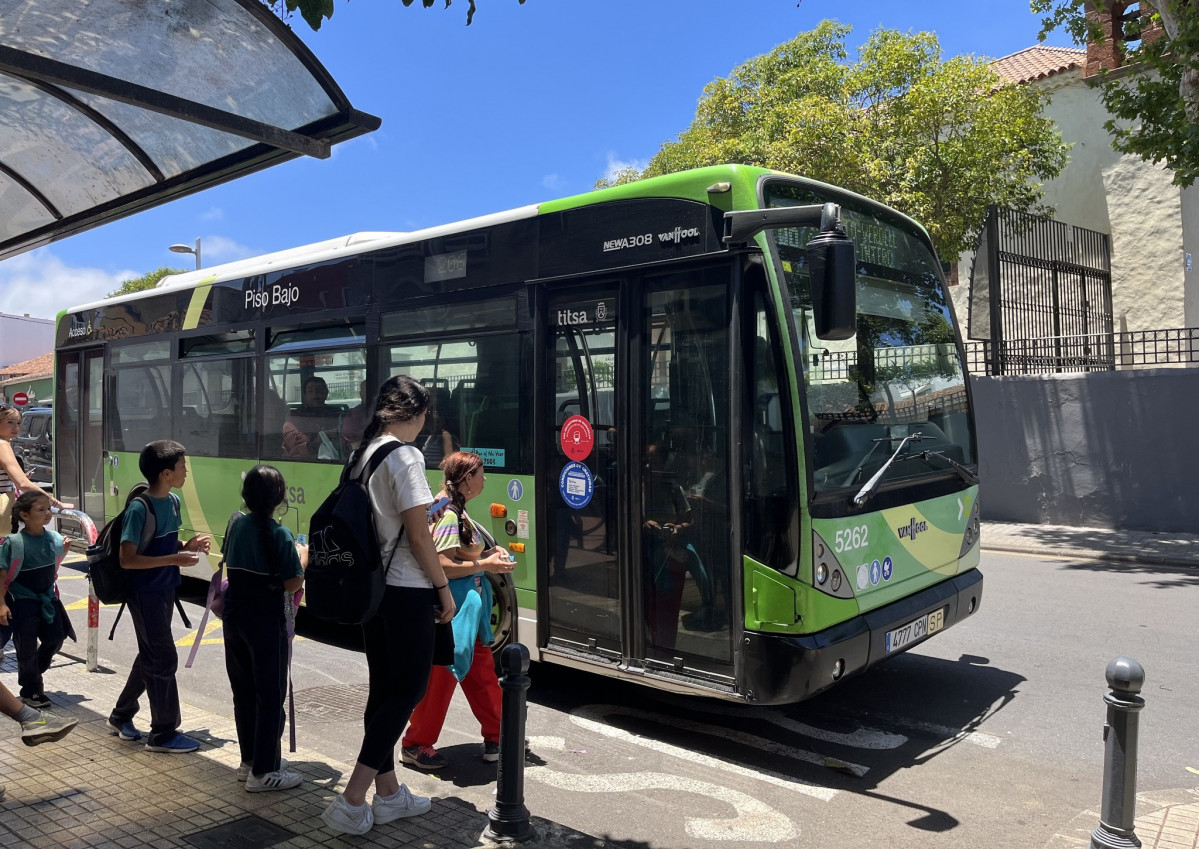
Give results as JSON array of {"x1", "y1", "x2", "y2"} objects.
[{"x1": 13, "y1": 405, "x2": 53, "y2": 486}]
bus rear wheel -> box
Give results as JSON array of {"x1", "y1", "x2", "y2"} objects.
[{"x1": 485, "y1": 571, "x2": 517, "y2": 656}]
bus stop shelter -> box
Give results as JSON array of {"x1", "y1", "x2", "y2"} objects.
[{"x1": 0, "y1": 0, "x2": 379, "y2": 261}]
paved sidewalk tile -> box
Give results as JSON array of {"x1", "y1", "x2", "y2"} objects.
[{"x1": 0, "y1": 649, "x2": 604, "y2": 848}]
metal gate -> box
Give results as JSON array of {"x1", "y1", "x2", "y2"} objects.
[{"x1": 967, "y1": 206, "x2": 1114, "y2": 375}]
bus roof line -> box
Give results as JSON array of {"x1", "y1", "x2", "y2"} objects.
[{"x1": 66, "y1": 203, "x2": 541, "y2": 313}]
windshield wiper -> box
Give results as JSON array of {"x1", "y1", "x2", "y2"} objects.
[
  {"x1": 917, "y1": 450, "x2": 979, "y2": 485},
  {"x1": 852, "y1": 432, "x2": 924, "y2": 508}
]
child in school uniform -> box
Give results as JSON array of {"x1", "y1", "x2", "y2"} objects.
[
  {"x1": 222, "y1": 464, "x2": 306, "y2": 792},
  {"x1": 0, "y1": 490, "x2": 73, "y2": 708}
]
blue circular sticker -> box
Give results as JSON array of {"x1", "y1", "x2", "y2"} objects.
[
  {"x1": 507, "y1": 479, "x2": 524, "y2": 501},
  {"x1": 881, "y1": 556, "x2": 893, "y2": 581},
  {"x1": 559, "y1": 462, "x2": 594, "y2": 509},
  {"x1": 870, "y1": 559, "x2": 882, "y2": 586}
]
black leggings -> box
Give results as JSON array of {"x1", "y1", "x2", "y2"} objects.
[{"x1": 357, "y1": 585, "x2": 436, "y2": 773}]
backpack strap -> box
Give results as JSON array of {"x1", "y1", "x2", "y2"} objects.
[{"x1": 185, "y1": 511, "x2": 241, "y2": 669}]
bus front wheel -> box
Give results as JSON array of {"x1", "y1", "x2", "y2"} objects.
[{"x1": 485, "y1": 571, "x2": 517, "y2": 656}]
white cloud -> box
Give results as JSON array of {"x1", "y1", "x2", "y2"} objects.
[
  {"x1": 601, "y1": 152, "x2": 649, "y2": 184},
  {"x1": 542, "y1": 173, "x2": 566, "y2": 191},
  {"x1": 200, "y1": 207, "x2": 224, "y2": 221},
  {"x1": 0, "y1": 249, "x2": 137, "y2": 317},
  {"x1": 196, "y1": 235, "x2": 258, "y2": 266}
]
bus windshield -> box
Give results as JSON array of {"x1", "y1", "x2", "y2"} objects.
[{"x1": 765, "y1": 181, "x2": 975, "y2": 498}]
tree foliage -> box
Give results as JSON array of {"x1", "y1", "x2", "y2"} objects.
[
  {"x1": 613, "y1": 22, "x2": 1067, "y2": 259},
  {"x1": 1032, "y1": 1, "x2": 1199, "y2": 186},
  {"x1": 107, "y1": 266, "x2": 187, "y2": 298},
  {"x1": 267, "y1": 0, "x2": 525, "y2": 31}
]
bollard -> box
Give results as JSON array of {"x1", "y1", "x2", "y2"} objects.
[
  {"x1": 1090, "y1": 657, "x2": 1146, "y2": 849},
  {"x1": 86, "y1": 584, "x2": 99, "y2": 672},
  {"x1": 485, "y1": 643, "x2": 533, "y2": 843}
]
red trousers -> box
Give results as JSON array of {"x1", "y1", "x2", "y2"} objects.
[{"x1": 403, "y1": 639, "x2": 502, "y2": 747}]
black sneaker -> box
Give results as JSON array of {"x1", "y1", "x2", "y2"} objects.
[
  {"x1": 21, "y1": 693, "x2": 51, "y2": 709},
  {"x1": 482, "y1": 741, "x2": 499, "y2": 762},
  {"x1": 400, "y1": 745, "x2": 447, "y2": 770}
]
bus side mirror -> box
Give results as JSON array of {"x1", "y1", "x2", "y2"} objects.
[{"x1": 806, "y1": 226, "x2": 856, "y2": 341}]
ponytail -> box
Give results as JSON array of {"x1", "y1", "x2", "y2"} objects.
[{"x1": 439, "y1": 451, "x2": 482, "y2": 547}]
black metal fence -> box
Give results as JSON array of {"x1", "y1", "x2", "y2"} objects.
[{"x1": 962, "y1": 327, "x2": 1199, "y2": 376}]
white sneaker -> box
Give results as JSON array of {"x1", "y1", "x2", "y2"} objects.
[
  {"x1": 322, "y1": 794, "x2": 374, "y2": 836},
  {"x1": 246, "y1": 768, "x2": 303, "y2": 793},
  {"x1": 237, "y1": 758, "x2": 288, "y2": 782},
  {"x1": 21, "y1": 711, "x2": 78, "y2": 746},
  {"x1": 372, "y1": 784, "x2": 431, "y2": 824}
]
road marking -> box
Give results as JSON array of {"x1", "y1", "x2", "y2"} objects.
[
  {"x1": 176, "y1": 619, "x2": 224, "y2": 647},
  {"x1": 63, "y1": 597, "x2": 118, "y2": 611},
  {"x1": 529, "y1": 767, "x2": 798, "y2": 843},
  {"x1": 570, "y1": 705, "x2": 841, "y2": 800},
  {"x1": 55, "y1": 574, "x2": 87, "y2": 581}
]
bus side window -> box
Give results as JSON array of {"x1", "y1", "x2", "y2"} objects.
[{"x1": 745, "y1": 291, "x2": 794, "y2": 570}]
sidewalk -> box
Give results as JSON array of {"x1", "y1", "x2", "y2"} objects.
[
  {"x1": 982, "y1": 521, "x2": 1199, "y2": 568},
  {"x1": 0, "y1": 650, "x2": 604, "y2": 848}
]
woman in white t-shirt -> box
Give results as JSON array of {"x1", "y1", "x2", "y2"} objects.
[{"x1": 321, "y1": 376, "x2": 456, "y2": 837}]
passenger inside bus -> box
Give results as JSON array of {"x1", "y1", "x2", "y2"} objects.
[
  {"x1": 282, "y1": 376, "x2": 344, "y2": 460},
  {"x1": 642, "y1": 442, "x2": 713, "y2": 650},
  {"x1": 340, "y1": 380, "x2": 371, "y2": 454},
  {"x1": 416, "y1": 385, "x2": 456, "y2": 469}
]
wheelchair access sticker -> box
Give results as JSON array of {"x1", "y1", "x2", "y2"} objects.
[{"x1": 559, "y1": 461, "x2": 594, "y2": 509}]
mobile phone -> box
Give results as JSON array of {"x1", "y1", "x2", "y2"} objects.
[{"x1": 427, "y1": 496, "x2": 452, "y2": 518}]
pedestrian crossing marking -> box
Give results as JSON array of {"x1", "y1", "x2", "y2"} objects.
[{"x1": 176, "y1": 619, "x2": 224, "y2": 646}]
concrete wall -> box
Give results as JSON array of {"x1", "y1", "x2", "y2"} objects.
[
  {"x1": 972, "y1": 369, "x2": 1197, "y2": 533},
  {"x1": 0, "y1": 313, "x2": 53, "y2": 368}
]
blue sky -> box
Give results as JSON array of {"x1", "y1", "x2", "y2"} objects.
[{"x1": 0, "y1": 0, "x2": 1073, "y2": 319}]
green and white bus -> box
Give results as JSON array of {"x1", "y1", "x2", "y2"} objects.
[{"x1": 54, "y1": 164, "x2": 981, "y2": 705}]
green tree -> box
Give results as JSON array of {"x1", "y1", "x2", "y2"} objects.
[
  {"x1": 269, "y1": 0, "x2": 525, "y2": 31},
  {"x1": 620, "y1": 22, "x2": 1068, "y2": 259},
  {"x1": 107, "y1": 266, "x2": 187, "y2": 298},
  {"x1": 1032, "y1": 1, "x2": 1199, "y2": 186}
]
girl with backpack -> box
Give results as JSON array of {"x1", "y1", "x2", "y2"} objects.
[
  {"x1": 222, "y1": 465, "x2": 306, "y2": 792},
  {"x1": 0, "y1": 491, "x2": 74, "y2": 708},
  {"x1": 321, "y1": 375, "x2": 456, "y2": 837},
  {"x1": 401, "y1": 450, "x2": 513, "y2": 770},
  {"x1": 0, "y1": 404, "x2": 71, "y2": 543}
]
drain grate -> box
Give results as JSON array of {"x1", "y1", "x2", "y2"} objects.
[
  {"x1": 292, "y1": 683, "x2": 369, "y2": 722},
  {"x1": 184, "y1": 815, "x2": 297, "y2": 849}
]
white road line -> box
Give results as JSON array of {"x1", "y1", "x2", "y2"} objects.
[
  {"x1": 570, "y1": 705, "x2": 841, "y2": 800},
  {"x1": 529, "y1": 768, "x2": 798, "y2": 843}
]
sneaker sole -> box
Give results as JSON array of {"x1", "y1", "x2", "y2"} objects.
[
  {"x1": 106, "y1": 722, "x2": 141, "y2": 742},
  {"x1": 321, "y1": 809, "x2": 373, "y2": 836},
  {"x1": 400, "y1": 754, "x2": 447, "y2": 770},
  {"x1": 246, "y1": 780, "x2": 302, "y2": 793},
  {"x1": 145, "y1": 744, "x2": 200, "y2": 753},
  {"x1": 22, "y1": 720, "x2": 78, "y2": 747},
  {"x1": 482, "y1": 752, "x2": 499, "y2": 763}
]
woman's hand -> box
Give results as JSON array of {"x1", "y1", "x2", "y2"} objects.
[
  {"x1": 435, "y1": 584, "x2": 456, "y2": 623},
  {"x1": 481, "y1": 548, "x2": 514, "y2": 574}
]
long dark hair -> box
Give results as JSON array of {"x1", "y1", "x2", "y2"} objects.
[
  {"x1": 11, "y1": 490, "x2": 48, "y2": 535},
  {"x1": 440, "y1": 451, "x2": 482, "y2": 547},
  {"x1": 361, "y1": 375, "x2": 430, "y2": 444},
  {"x1": 241, "y1": 464, "x2": 286, "y2": 578}
]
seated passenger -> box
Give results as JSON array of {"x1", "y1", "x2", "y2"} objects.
[
  {"x1": 340, "y1": 380, "x2": 371, "y2": 454},
  {"x1": 282, "y1": 377, "x2": 342, "y2": 460}
]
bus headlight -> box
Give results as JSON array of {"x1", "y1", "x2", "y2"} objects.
[{"x1": 816, "y1": 563, "x2": 828, "y2": 585}]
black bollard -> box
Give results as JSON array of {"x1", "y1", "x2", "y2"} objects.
[
  {"x1": 485, "y1": 643, "x2": 533, "y2": 843},
  {"x1": 1090, "y1": 657, "x2": 1146, "y2": 849}
]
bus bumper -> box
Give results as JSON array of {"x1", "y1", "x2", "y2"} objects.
[{"x1": 740, "y1": 568, "x2": 983, "y2": 705}]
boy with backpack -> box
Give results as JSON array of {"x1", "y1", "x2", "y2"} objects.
[{"x1": 107, "y1": 440, "x2": 210, "y2": 753}]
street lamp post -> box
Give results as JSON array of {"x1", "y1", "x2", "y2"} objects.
[{"x1": 169, "y1": 237, "x2": 202, "y2": 270}]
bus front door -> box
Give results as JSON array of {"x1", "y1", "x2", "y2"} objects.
[
  {"x1": 54, "y1": 348, "x2": 106, "y2": 528},
  {"x1": 543, "y1": 285, "x2": 622, "y2": 662}
]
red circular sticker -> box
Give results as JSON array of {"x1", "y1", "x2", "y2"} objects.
[
  {"x1": 12, "y1": 392, "x2": 28, "y2": 406},
  {"x1": 560, "y1": 415, "x2": 594, "y2": 461}
]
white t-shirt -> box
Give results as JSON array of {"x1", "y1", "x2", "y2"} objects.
[{"x1": 352, "y1": 435, "x2": 434, "y2": 588}]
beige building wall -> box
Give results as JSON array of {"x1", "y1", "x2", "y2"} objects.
[{"x1": 952, "y1": 67, "x2": 1190, "y2": 342}]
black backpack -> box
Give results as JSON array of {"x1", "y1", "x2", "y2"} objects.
[
  {"x1": 86, "y1": 483, "x2": 156, "y2": 605},
  {"x1": 304, "y1": 441, "x2": 405, "y2": 625}
]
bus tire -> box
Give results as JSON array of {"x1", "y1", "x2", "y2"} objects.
[{"x1": 485, "y1": 570, "x2": 517, "y2": 656}]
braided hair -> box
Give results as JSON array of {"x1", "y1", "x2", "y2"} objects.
[
  {"x1": 241, "y1": 464, "x2": 286, "y2": 583},
  {"x1": 361, "y1": 375, "x2": 430, "y2": 444},
  {"x1": 439, "y1": 451, "x2": 483, "y2": 547}
]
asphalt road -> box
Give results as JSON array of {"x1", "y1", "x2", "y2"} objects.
[{"x1": 44, "y1": 549, "x2": 1199, "y2": 849}]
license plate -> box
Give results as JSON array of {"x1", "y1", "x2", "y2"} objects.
[{"x1": 885, "y1": 608, "x2": 945, "y2": 654}]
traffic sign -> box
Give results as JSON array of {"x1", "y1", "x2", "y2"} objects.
[{"x1": 12, "y1": 391, "x2": 28, "y2": 406}]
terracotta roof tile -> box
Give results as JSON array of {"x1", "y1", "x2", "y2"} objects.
[
  {"x1": 993, "y1": 45, "x2": 1086, "y2": 85},
  {"x1": 0, "y1": 351, "x2": 54, "y2": 378}
]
